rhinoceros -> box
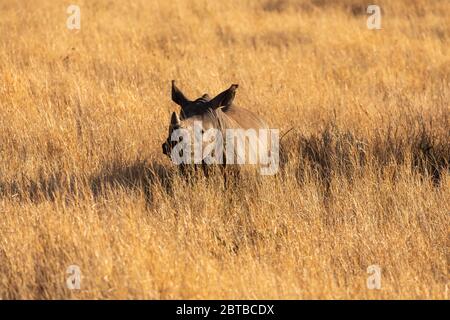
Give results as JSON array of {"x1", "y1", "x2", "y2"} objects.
[{"x1": 162, "y1": 81, "x2": 278, "y2": 175}]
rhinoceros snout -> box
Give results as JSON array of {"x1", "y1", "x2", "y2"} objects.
[{"x1": 162, "y1": 142, "x2": 170, "y2": 155}]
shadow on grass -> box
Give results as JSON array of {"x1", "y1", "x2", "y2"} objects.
[
  {"x1": 89, "y1": 160, "x2": 174, "y2": 205},
  {"x1": 1, "y1": 117, "x2": 448, "y2": 205},
  {"x1": 0, "y1": 160, "x2": 175, "y2": 205},
  {"x1": 281, "y1": 120, "x2": 449, "y2": 192}
]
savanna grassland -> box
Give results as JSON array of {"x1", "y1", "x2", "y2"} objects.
[{"x1": 0, "y1": 0, "x2": 449, "y2": 299}]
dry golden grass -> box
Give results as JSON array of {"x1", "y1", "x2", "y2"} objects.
[{"x1": 0, "y1": 0, "x2": 449, "y2": 299}]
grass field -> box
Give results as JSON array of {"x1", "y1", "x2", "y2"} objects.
[{"x1": 0, "y1": 0, "x2": 449, "y2": 299}]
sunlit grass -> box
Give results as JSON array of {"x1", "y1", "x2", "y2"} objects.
[{"x1": 0, "y1": 0, "x2": 448, "y2": 299}]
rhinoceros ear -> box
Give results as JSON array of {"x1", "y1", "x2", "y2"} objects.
[
  {"x1": 201, "y1": 93, "x2": 211, "y2": 101},
  {"x1": 209, "y1": 84, "x2": 238, "y2": 110},
  {"x1": 171, "y1": 80, "x2": 190, "y2": 107}
]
